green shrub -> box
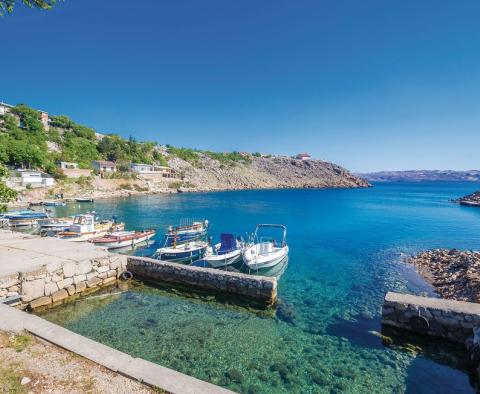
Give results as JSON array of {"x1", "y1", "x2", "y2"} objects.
[
  {"x1": 119, "y1": 183, "x2": 133, "y2": 190},
  {"x1": 168, "y1": 181, "x2": 183, "y2": 189}
]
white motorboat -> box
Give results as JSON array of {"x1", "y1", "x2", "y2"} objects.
[
  {"x1": 203, "y1": 233, "x2": 243, "y2": 268},
  {"x1": 58, "y1": 214, "x2": 124, "y2": 242},
  {"x1": 242, "y1": 224, "x2": 289, "y2": 270}
]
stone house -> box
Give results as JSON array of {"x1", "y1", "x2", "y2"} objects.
[
  {"x1": 296, "y1": 153, "x2": 311, "y2": 161},
  {"x1": 92, "y1": 160, "x2": 116, "y2": 173}
]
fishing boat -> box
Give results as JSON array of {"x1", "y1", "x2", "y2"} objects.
[
  {"x1": 3, "y1": 211, "x2": 49, "y2": 227},
  {"x1": 163, "y1": 219, "x2": 209, "y2": 247},
  {"x1": 38, "y1": 217, "x2": 74, "y2": 233},
  {"x1": 42, "y1": 200, "x2": 66, "y2": 207},
  {"x1": 75, "y1": 197, "x2": 94, "y2": 203},
  {"x1": 203, "y1": 233, "x2": 243, "y2": 268},
  {"x1": 155, "y1": 240, "x2": 208, "y2": 263},
  {"x1": 58, "y1": 214, "x2": 124, "y2": 242},
  {"x1": 242, "y1": 224, "x2": 289, "y2": 270},
  {"x1": 89, "y1": 230, "x2": 155, "y2": 249}
]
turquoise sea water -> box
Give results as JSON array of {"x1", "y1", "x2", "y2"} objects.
[{"x1": 40, "y1": 183, "x2": 480, "y2": 393}]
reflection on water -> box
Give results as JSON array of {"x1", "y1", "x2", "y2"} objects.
[{"x1": 37, "y1": 184, "x2": 480, "y2": 393}]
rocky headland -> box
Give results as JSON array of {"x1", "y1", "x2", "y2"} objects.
[
  {"x1": 455, "y1": 191, "x2": 480, "y2": 207},
  {"x1": 407, "y1": 249, "x2": 480, "y2": 302},
  {"x1": 169, "y1": 154, "x2": 370, "y2": 192}
]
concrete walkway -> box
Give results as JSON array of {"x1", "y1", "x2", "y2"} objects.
[
  {"x1": 0, "y1": 304, "x2": 234, "y2": 394},
  {"x1": 0, "y1": 229, "x2": 110, "y2": 277}
]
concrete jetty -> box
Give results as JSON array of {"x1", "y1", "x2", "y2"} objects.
[
  {"x1": 0, "y1": 229, "x2": 126, "y2": 309},
  {"x1": 0, "y1": 304, "x2": 233, "y2": 394}
]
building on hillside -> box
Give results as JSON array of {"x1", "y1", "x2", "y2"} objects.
[
  {"x1": 40, "y1": 111, "x2": 49, "y2": 131},
  {"x1": 0, "y1": 102, "x2": 13, "y2": 116},
  {"x1": 296, "y1": 153, "x2": 311, "y2": 161},
  {"x1": 131, "y1": 163, "x2": 154, "y2": 173},
  {"x1": 12, "y1": 169, "x2": 55, "y2": 187},
  {"x1": 92, "y1": 160, "x2": 116, "y2": 172},
  {"x1": 59, "y1": 162, "x2": 79, "y2": 170},
  {"x1": 131, "y1": 163, "x2": 176, "y2": 178}
]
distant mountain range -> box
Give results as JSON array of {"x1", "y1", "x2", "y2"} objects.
[{"x1": 358, "y1": 170, "x2": 480, "y2": 183}]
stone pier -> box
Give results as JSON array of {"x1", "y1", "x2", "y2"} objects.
[
  {"x1": 127, "y1": 255, "x2": 278, "y2": 305},
  {"x1": 0, "y1": 230, "x2": 127, "y2": 309},
  {"x1": 382, "y1": 292, "x2": 480, "y2": 349}
]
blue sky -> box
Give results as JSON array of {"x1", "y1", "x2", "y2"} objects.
[{"x1": 1, "y1": 0, "x2": 480, "y2": 172}]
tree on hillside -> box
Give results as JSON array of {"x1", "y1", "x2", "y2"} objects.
[
  {"x1": 0, "y1": 163, "x2": 17, "y2": 212},
  {"x1": 0, "y1": 0, "x2": 60, "y2": 16}
]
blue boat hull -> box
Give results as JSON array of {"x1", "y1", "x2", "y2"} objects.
[
  {"x1": 163, "y1": 230, "x2": 207, "y2": 247},
  {"x1": 157, "y1": 247, "x2": 206, "y2": 263}
]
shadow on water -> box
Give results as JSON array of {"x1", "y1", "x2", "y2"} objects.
[{"x1": 325, "y1": 315, "x2": 478, "y2": 392}]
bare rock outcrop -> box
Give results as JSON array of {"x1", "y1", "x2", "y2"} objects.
[
  {"x1": 168, "y1": 154, "x2": 370, "y2": 192},
  {"x1": 455, "y1": 191, "x2": 480, "y2": 207},
  {"x1": 407, "y1": 249, "x2": 480, "y2": 302}
]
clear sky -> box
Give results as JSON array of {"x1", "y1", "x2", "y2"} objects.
[{"x1": 1, "y1": 0, "x2": 479, "y2": 172}]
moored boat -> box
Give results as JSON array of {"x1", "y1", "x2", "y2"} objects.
[
  {"x1": 89, "y1": 230, "x2": 155, "y2": 249},
  {"x1": 43, "y1": 200, "x2": 66, "y2": 207},
  {"x1": 3, "y1": 211, "x2": 49, "y2": 227},
  {"x1": 58, "y1": 214, "x2": 124, "y2": 242},
  {"x1": 38, "y1": 217, "x2": 74, "y2": 233},
  {"x1": 242, "y1": 224, "x2": 289, "y2": 270},
  {"x1": 163, "y1": 219, "x2": 209, "y2": 247},
  {"x1": 203, "y1": 233, "x2": 243, "y2": 268},
  {"x1": 155, "y1": 241, "x2": 208, "y2": 263},
  {"x1": 75, "y1": 197, "x2": 94, "y2": 203}
]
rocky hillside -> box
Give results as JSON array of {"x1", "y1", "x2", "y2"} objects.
[{"x1": 169, "y1": 154, "x2": 370, "y2": 191}]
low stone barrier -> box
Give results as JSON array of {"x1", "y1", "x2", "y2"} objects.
[
  {"x1": 127, "y1": 256, "x2": 277, "y2": 305},
  {"x1": 1, "y1": 255, "x2": 127, "y2": 310},
  {"x1": 382, "y1": 292, "x2": 480, "y2": 346}
]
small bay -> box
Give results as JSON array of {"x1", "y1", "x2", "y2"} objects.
[{"x1": 40, "y1": 183, "x2": 480, "y2": 393}]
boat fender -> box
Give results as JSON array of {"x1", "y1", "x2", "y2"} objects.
[{"x1": 120, "y1": 271, "x2": 133, "y2": 281}]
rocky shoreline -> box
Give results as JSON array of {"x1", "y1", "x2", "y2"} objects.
[
  {"x1": 10, "y1": 155, "x2": 370, "y2": 207},
  {"x1": 407, "y1": 249, "x2": 480, "y2": 302},
  {"x1": 455, "y1": 191, "x2": 480, "y2": 207}
]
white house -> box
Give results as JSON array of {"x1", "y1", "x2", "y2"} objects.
[
  {"x1": 0, "y1": 102, "x2": 13, "y2": 116},
  {"x1": 14, "y1": 169, "x2": 55, "y2": 187},
  {"x1": 131, "y1": 163, "x2": 154, "y2": 173},
  {"x1": 131, "y1": 163, "x2": 176, "y2": 178},
  {"x1": 296, "y1": 153, "x2": 311, "y2": 161},
  {"x1": 92, "y1": 160, "x2": 116, "y2": 172}
]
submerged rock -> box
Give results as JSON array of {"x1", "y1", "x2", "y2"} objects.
[{"x1": 276, "y1": 300, "x2": 296, "y2": 324}]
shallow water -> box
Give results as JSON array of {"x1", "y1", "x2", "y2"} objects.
[{"x1": 40, "y1": 183, "x2": 480, "y2": 393}]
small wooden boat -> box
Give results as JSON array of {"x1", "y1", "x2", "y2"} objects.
[
  {"x1": 155, "y1": 241, "x2": 208, "y2": 263},
  {"x1": 75, "y1": 197, "x2": 94, "y2": 203},
  {"x1": 89, "y1": 230, "x2": 155, "y2": 249},
  {"x1": 242, "y1": 224, "x2": 289, "y2": 270},
  {"x1": 203, "y1": 233, "x2": 243, "y2": 268}
]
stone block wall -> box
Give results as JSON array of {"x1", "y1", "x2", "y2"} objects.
[
  {"x1": 0, "y1": 255, "x2": 127, "y2": 310},
  {"x1": 127, "y1": 256, "x2": 277, "y2": 305},
  {"x1": 382, "y1": 292, "x2": 480, "y2": 346}
]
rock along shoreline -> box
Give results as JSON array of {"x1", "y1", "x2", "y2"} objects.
[{"x1": 407, "y1": 249, "x2": 480, "y2": 302}]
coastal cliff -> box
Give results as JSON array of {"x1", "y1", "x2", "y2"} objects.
[{"x1": 169, "y1": 154, "x2": 370, "y2": 192}]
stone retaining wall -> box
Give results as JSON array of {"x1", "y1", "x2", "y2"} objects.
[
  {"x1": 382, "y1": 292, "x2": 480, "y2": 346},
  {"x1": 127, "y1": 256, "x2": 277, "y2": 305},
  {"x1": 0, "y1": 255, "x2": 127, "y2": 310}
]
